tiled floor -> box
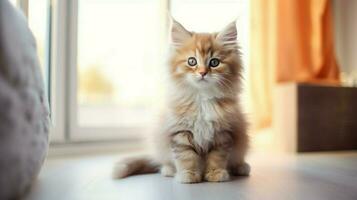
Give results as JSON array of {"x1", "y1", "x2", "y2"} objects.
[{"x1": 24, "y1": 151, "x2": 357, "y2": 200}]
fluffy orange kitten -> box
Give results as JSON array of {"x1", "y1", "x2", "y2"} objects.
[{"x1": 113, "y1": 19, "x2": 250, "y2": 183}]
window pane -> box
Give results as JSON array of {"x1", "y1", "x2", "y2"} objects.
[
  {"x1": 9, "y1": 0, "x2": 17, "y2": 6},
  {"x1": 77, "y1": 0, "x2": 164, "y2": 127},
  {"x1": 10, "y1": 0, "x2": 52, "y2": 115},
  {"x1": 28, "y1": 0, "x2": 51, "y2": 99}
]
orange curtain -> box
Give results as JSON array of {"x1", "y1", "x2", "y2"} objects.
[{"x1": 249, "y1": 0, "x2": 340, "y2": 129}]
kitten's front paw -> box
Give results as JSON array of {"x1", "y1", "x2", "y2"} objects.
[
  {"x1": 204, "y1": 169, "x2": 230, "y2": 182},
  {"x1": 175, "y1": 170, "x2": 202, "y2": 183}
]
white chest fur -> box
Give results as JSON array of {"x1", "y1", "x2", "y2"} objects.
[
  {"x1": 166, "y1": 85, "x2": 227, "y2": 149},
  {"x1": 168, "y1": 96, "x2": 221, "y2": 150},
  {"x1": 192, "y1": 98, "x2": 218, "y2": 148}
]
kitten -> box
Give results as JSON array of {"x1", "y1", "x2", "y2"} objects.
[{"x1": 112, "y1": 19, "x2": 250, "y2": 183}]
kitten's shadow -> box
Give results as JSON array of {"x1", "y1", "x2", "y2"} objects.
[{"x1": 230, "y1": 175, "x2": 250, "y2": 181}]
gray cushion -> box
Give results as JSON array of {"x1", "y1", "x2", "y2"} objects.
[{"x1": 0, "y1": 0, "x2": 50, "y2": 199}]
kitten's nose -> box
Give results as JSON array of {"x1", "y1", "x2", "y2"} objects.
[
  {"x1": 198, "y1": 67, "x2": 208, "y2": 77},
  {"x1": 199, "y1": 71, "x2": 207, "y2": 77}
]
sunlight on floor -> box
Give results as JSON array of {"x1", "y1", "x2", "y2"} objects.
[{"x1": 250, "y1": 128, "x2": 274, "y2": 153}]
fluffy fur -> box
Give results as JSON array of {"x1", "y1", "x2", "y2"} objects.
[{"x1": 113, "y1": 19, "x2": 250, "y2": 183}]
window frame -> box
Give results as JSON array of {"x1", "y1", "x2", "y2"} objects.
[
  {"x1": 16, "y1": 0, "x2": 28, "y2": 17},
  {"x1": 49, "y1": 0, "x2": 67, "y2": 142}
]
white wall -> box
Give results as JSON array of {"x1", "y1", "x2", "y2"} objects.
[{"x1": 333, "y1": 0, "x2": 357, "y2": 73}]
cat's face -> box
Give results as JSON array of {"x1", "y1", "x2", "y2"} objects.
[{"x1": 169, "y1": 20, "x2": 241, "y2": 92}]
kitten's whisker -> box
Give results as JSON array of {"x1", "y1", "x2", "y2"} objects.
[{"x1": 212, "y1": 77, "x2": 235, "y2": 95}]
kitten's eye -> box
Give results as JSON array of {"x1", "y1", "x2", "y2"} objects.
[
  {"x1": 187, "y1": 57, "x2": 197, "y2": 66},
  {"x1": 209, "y1": 58, "x2": 220, "y2": 67}
]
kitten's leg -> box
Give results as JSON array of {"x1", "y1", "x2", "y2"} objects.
[
  {"x1": 204, "y1": 149, "x2": 230, "y2": 182},
  {"x1": 171, "y1": 131, "x2": 202, "y2": 183},
  {"x1": 204, "y1": 132, "x2": 232, "y2": 182}
]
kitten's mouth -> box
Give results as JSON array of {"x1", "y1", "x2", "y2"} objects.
[
  {"x1": 198, "y1": 76, "x2": 208, "y2": 81},
  {"x1": 198, "y1": 78, "x2": 207, "y2": 82}
]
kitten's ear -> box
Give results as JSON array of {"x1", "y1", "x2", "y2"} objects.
[
  {"x1": 170, "y1": 18, "x2": 192, "y2": 47},
  {"x1": 216, "y1": 21, "x2": 237, "y2": 47}
]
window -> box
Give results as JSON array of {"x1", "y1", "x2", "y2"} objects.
[
  {"x1": 77, "y1": 0, "x2": 164, "y2": 128},
  {"x1": 70, "y1": 0, "x2": 166, "y2": 140},
  {"x1": 13, "y1": 0, "x2": 249, "y2": 144}
]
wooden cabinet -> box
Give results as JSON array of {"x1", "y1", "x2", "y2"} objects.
[{"x1": 273, "y1": 83, "x2": 357, "y2": 152}]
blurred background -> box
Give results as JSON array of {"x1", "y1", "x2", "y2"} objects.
[{"x1": 9, "y1": 0, "x2": 357, "y2": 154}]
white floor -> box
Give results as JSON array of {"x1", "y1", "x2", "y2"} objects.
[{"x1": 24, "y1": 151, "x2": 357, "y2": 200}]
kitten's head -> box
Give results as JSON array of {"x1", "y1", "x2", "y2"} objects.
[{"x1": 168, "y1": 19, "x2": 242, "y2": 94}]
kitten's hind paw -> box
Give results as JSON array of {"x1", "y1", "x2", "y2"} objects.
[{"x1": 231, "y1": 162, "x2": 251, "y2": 176}]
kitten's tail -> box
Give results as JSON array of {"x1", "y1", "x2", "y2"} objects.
[{"x1": 112, "y1": 156, "x2": 160, "y2": 179}]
